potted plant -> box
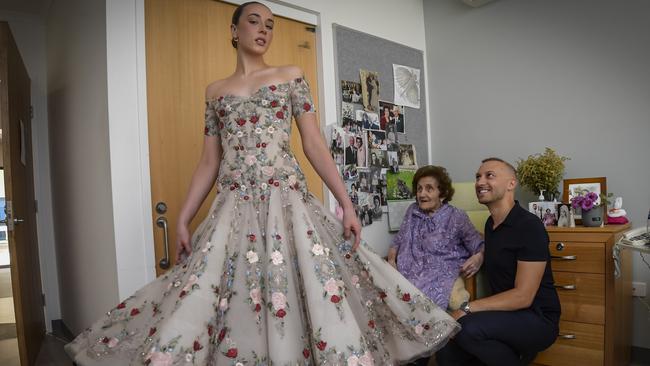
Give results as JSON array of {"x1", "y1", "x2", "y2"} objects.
[
  {"x1": 516, "y1": 148, "x2": 569, "y2": 200},
  {"x1": 571, "y1": 191, "x2": 613, "y2": 227}
]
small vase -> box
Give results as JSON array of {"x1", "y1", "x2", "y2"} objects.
[{"x1": 582, "y1": 206, "x2": 603, "y2": 227}]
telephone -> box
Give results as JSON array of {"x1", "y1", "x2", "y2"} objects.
[{"x1": 620, "y1": 227, "x2": 650, "y2": 246}]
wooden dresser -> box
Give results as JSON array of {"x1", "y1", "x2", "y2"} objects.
[{"x1": 533, "y1": 224, "x2": 632, "y2": 366}]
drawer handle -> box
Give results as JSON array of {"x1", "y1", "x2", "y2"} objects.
[
  {"x1": 558, "y1": 333, "x2": 576, "y2": 340},
  {"x1": 551, "y1": 255, "x2": 577, "y2": 261},
  {"x1": 554, "y1": 284, "x2": 576, "y2": 290}
]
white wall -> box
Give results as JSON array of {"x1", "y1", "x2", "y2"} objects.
[
  {"x1": 47, "y1": 0, "x2": 119, "y2": 334},
  {"x1": 0, "y1": 9, "x2": 59, "y2": 332},
  {"x1": 104, "y1": 0, "x2": 429, "y2": 300},
  {"x1": 423, "y1": 0, "x2": 650, "y2": 348}
]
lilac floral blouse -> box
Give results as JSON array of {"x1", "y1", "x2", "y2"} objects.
[{"x1": 392, "y1": 203, "x2": 484, "y2": 309}]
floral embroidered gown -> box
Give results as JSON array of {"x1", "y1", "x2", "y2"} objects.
[{"x1": 65, "y1": 78, "x2": 459, "y2": 366}]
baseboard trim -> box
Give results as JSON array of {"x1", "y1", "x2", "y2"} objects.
[
  {"x1": 51, "y1": 319, "x2": 74, "y2": 342},
  {"x1": 632, "y1": 346, "x2": 650, "y2": 366}
]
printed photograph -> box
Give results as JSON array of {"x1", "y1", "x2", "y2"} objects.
[
  {"x1": 342, "y1": 164, "x2": 358, "y2": 182},
  {"x1": 379, "y1": 101, "x2": 396, "y2": 131},
  {"x1": 356, "y1": 110, "x2": 380, "y2": 130},
  {"x1": 358, "y1": 169, "x2": 372, "y2": 193},
  {"x1": 369, "y1": 149, "x2": 388, "y2": 168},
  {"x1": 398, "y1": 144, "x2": 417, "y2": 169},
  {"x1": 386, "y1": 169, "x2": 416, "y2": 200},
  {"x1": 385, "y1": 122, "x2": 399, "y2": 150},
  {"x1": 346, "y1": 178, "x2": 360, "y2": 206},
  {"x1": 342, "y1": 101, "x2": 355, "y2": 120},
  {"x1": 557, "y1": 203, "x2": 571, "y2": 227},
  {"x1": 354, "y1": 132, "x2": 368, "y2": 168},
  {"x1": 356, "y1": 192, "x2": 374, "y2": 227},
  {"x1": 528, "y1": 201, "x2": 560, "y2": 227},
  {"x1": 387, "y1": 151, "x2": 399, "y2": 173},
  {"x1": 329, "y1": 126, "x2": 345, "y2": 166},
  {"x1": 392, "y1": 104, "x2": 405, "y2": 134},
  {"x1": 341, "y1": 80, "x2": 362, "y2": 104},
  {"x1": 371, "y1": 194, "x2": 383, "y2": 220},
  {"x1": 342, "y1": 117, "x2": 361, "y2": 134},
  {"x1": 367, "y1": 130, "x2": 386, "y2": 150},
  {"x1": 360, "y1": 69, "x2": 380, "y2": 113},
  {"x1": 343, "y1": 132, "x2": 358, "y2": 166}
]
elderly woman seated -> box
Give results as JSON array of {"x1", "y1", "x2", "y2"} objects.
[{"x1": 387, "y1": 165, "x2": 485, "y2": 311}]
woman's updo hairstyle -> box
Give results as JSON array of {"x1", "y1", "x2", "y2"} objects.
[{"x1": 231, "y1": 1, "x2": 265, "y2": 49}]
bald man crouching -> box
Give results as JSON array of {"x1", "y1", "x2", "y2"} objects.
[{"x1": 436, "y1": 158, "x2": 560, "y2": 366}]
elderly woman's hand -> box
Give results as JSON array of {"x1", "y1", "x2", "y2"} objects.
[{"x1": 460, "y1": 251, "x2": 484, "y2": 278}]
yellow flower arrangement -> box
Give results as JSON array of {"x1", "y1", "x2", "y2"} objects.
[{"x1": 516, "y1": 148, "x2": 570, "y2": 198}]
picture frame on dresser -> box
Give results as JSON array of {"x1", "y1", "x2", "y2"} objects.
[{"x1": 562, "y1": 177, "x2": 607, "y2": 222}]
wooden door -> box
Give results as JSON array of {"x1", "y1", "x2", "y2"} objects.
[
  {"x1": 0, "y1": 22, "x2": 45, "y2": 366},
  {"x1": 145, "y1": 0, "x2": 322, "y2": 275}
]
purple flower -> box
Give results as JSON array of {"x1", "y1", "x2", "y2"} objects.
[
  {"x1": 581, "y1": 198, "x2": 595, "y2": 211},
  {"x1": 571, "y1": 196, "x2": 584, "y2": 209},
  {"x1": 586, "y1": 192, "x2": 598, "y2": 201}
]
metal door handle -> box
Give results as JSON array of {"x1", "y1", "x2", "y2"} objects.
[
  {"x1": 156, "y1": 217, "x2": 170, "y2": 270},
  {"x1": 554, "y1": 284, "x2": 576, "y2": 290},
  {"x1": 558, "y1": 333, "x2": 576, "y2": 339},
  {"x1": 551, "y1": 255, "x2": 577, "y2": 260},
  {"x1": 0, "y1": 218, "x2": 23, "y2": 225}
]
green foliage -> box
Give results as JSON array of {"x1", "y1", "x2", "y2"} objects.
[{"x1": 516, "y1": 148, "x2": 570, "y2": 196}]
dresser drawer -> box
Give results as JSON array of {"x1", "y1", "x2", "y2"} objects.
[
  {"x1": 554, "y1": 272, "x2": 605, "y2": 324},
  {"x1": 534, "y1": 320, "x2": 604, "y2": 366},
  {"x1": 547, "y1": 241, "x2": 604, "y2": 274}
]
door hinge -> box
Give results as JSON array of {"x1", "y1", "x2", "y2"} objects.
[
  {"x1": 30, "y1": 105, "x2": 34, "y2": 120},
  {"x1": 42, "y1": 293, "x2": 46, "y2": 307},
  {"x1": 305, "y1": 26, "x2": 316, "y2": 33}
]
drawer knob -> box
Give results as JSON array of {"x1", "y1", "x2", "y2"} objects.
[
  {"x1": 551, "y1": 255, "x2": 577, "y2": 261},
  {"x1": 556, "y1": 242, "x2": 565, "y2": 251},
  {"x1": 554, "y1": 284, "x2": 576, "y2": 290},
  {"x1": 558, "y1": 333, "x2": 576, "y2": 339}
]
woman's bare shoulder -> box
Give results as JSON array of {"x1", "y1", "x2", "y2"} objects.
[
  {"x1": 205, "y1": 78, "x2": 230, "y2": 100},
  {"x1": 275, "y1": 65, "x2": 304, "y2": 80}
]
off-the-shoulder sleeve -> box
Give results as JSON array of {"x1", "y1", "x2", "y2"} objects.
[
  {"x1": 290, "y1": 77, "x2": 316, "y2": 119},
  {"x1": 204, "y1": 101, "x2": 220, "y2": 137}
]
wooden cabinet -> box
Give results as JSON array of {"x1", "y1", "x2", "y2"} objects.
[{"x1": 533, "y1": 224, "x2": 632, "y2": 366}]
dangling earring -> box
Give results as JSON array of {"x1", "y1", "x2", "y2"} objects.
[{"x1": 233, "y1": 37, "x2": 239, "y2": 43}]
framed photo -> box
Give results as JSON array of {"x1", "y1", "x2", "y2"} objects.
[
  {"x1": 556, "y1": 203, "x2": 571, "y2": 227},
  {"x1": 562, "y1": 177, "x2": 607, "y2": 221},
  {"x1": 528, "y1": 201, "x2": 560, "y2": 227}
]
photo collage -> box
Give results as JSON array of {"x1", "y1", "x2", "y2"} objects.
[{"x1": 330, "y1": 70, "x2": 419, "y2": 226}]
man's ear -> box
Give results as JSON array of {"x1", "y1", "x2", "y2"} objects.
[{"x1": 507, "y1": 178, "x2": 518, "y2": 191}]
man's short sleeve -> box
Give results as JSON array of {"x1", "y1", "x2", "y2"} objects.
[{"x1": 517, "y1": 217, "x2": 550, "y2": 261}]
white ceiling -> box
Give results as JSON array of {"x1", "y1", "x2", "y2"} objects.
[{"x1": 0, "y1": 0, "x2": 50, "y2": 15}]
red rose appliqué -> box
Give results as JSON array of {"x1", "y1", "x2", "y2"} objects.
[
  {"x1": 316, "y1": 340, "x2": 327, "y2": 351},
  {"x1": 130, "y1": 308, "x2": 140, "y2": 316},
  {"x1": 402, "y1": 293, "x2": 411, "y2": 302},
  {"x1": 276, "y1": 309, "x2": 287, "y2": 318},
  {"x1": 225, "y1": 348, "x2": 238, "y2": 358}
]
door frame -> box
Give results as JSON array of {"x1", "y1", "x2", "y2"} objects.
[{"x1": 105, "y1": 0, "x2": 323, "y2": 299}]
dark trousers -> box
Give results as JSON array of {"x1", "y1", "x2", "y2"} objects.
[{"x1": 436, "y1": 309, "x2": 558, "y2": 366}]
